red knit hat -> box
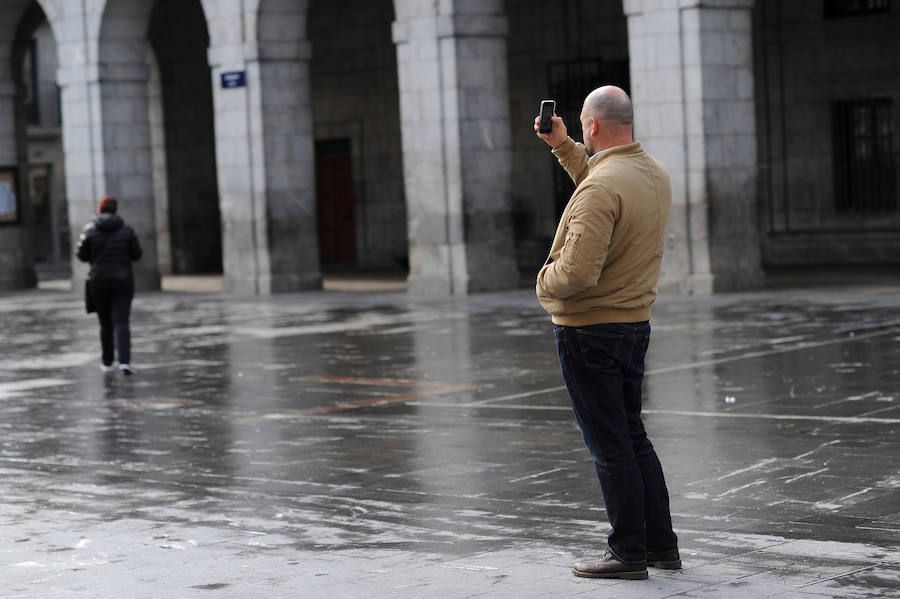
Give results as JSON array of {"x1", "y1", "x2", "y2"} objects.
[{"x1": 99, "y1": 196, "x2": 118, "y2": 214}]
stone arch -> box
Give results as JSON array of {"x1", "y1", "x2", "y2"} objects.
[
  {"x1": 256, "y1": 0, "x2": 310, "y2": 56},
  {"x1": 244, "y1": 0, "x2": 520, "y2": 293},
  {"x1": 95, "y1": 0, "x2": 159, "y2": 289},
  {"x1": 1, "y1": 0, "x2": 57, "y2": 79},
  {"x1": 95, "y1": 0, "x2": 223, "y2": 287},
  {"x1": 147, "y1": 0, "x2": 221, "y2": 274},
  {"x1": 11, "y1": 1, "x2": 69, "y2": 271},
  {"x1": 307, "y1": 0, "x2": 408, "y2": 271},
  {"x1": 10, "y1": 2, "x2": 48, "y2": 72},
  {"x1": 0, "y1": 0, "x2": 62, "y2": 289},
  {"x1": 98, "y1": 0, "x2": 155, "y2": 65},
  {"x1": 251, "y1": 0, "x2": 408, "y2": 280}
]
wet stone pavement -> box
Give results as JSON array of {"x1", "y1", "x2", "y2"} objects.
[{"x1": 1, "y1": 282, "x2": 899, "y2": 598}]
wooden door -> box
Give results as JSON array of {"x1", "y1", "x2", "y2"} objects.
[{"x1": 315, "y1": 139, "x2": 357, "y2": 266}]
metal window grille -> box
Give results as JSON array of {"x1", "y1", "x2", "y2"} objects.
[
  {"x1": 832, "y1": 98, "x2": 896, "y2": 213},
  {"x1": 547, "y1": 58, "x2": 629, "y2": 217},
  {"x1": 824, "y1": 0, "x2": 891, "y2": 18}
]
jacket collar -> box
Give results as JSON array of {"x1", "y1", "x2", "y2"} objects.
[{"x1": 587, "y1": 141, "x2": 643, "y2": 170}]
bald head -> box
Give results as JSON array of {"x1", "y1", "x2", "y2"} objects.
[
  {"x1": 579, "y1": 85, "x2": 634, "y2": 155},
  {"x1": 584, "y1": 86, "x2": 633, "y2": 127}
]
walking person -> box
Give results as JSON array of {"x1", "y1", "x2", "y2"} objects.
[
  {"x1": 534, "y1": 86, "x2": 680, "y2": 580},
  {"x1": 77, "y1": 196, "x2": 142, "y2": 375}
]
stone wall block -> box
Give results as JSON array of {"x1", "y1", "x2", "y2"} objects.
[
  {"x1": 654, "y1": 32, "x2": 681, "y2": 68},
  {"x1": 698, "y1": 7, "x2": 730, "y2": 32},
  {"x1": 642, "y1": 10, "x2": 679, "y2": 35},
  {"x1": 407, "y1": 59, "x2": 440, "y2": 91}
]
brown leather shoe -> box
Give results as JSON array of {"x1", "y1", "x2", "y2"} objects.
[
  {"x1": 572, "y1": 550, "x2": 648, "y2": 580},
  {"x1": 647, "y1": 548, "x2": 682, "y2": 569}
]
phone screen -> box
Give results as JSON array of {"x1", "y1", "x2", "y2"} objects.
[{"x1": 539, "y1": 100, "x2": 555, "y2": 134}]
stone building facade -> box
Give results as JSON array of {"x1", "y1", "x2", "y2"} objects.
[{"x1": 0, "y1": 0, "x2": 897, "y2": 295}]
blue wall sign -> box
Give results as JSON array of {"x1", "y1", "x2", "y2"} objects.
[{"x1": 221, "y1": 71, "x2": 246, "y2": 89}]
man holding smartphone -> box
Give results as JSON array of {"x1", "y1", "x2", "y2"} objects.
[{"x1": 534, "y1": 86, "x2": 680, "y2": 580}]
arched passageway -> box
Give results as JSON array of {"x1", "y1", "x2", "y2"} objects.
[
  {"x1": 148, "y1": 0, "x2": 221, "y2": 275},
  {"x1": 96, "y1": 0, "x2": 221, "y2": 288},
  {"x1": 13, "y1": 2, "x2": 67, "y2": 276},
  {"x1": 308, "y1": 0, "x2": 408, "y2": 274},
  {"x1": 0, "y1": 0, "x2": 62, "y2": 289}
]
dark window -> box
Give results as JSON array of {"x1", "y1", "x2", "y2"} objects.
[
  {"x1": 825, "y1": 0, "x2": 891, "y2": 18},
  {"x1": 832, "y1": 98, "x2": 896, "y2": 213}
]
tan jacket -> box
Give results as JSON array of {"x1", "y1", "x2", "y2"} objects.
[{"x1": 536, "y1": 137, "x2": 671, "y2": 326}]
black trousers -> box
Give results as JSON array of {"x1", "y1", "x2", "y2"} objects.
[
  {"x1": 90, "y1": 279, "x2": 134, "y2": 365},
  {"x1": 554, "y1": 322, "x2": 677, "y2": 563}
]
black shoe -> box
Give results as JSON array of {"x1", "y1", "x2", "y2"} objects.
[
  {"x1": 647, "y1": 548, "x2": 682, "y2": 569},
  {"x1": 572, "y1": 549, "x2": 648, "y2": 580}
]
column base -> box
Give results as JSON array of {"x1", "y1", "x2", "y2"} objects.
[
  {"x1": 133, "y1": 271, "x2": 162, "y2": 292},
  {"x1": 0, "y1": 268, "x2": 38, "y2": 290},
  {"x1": 267, "y1": 272, "x2": 323, "y2": 294},
  {"x1": 407, "y1": 274, "x2": 459, "y2": 296},
  {"x1": 223, "y1": 271, "x2": 323, "y2": 295}
]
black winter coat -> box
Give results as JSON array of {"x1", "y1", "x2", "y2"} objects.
[{"x1": 76, "y1": 214, "x2": 143, "y2": 281}]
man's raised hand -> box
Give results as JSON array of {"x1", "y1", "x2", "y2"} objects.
[{"x1": 534, "y1": 115, "x2": 567, "y2": 149}]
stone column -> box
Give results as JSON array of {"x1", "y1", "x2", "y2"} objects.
[
  {"x1": 56, "y1": 63, "x2": 101, "y2": 287},
  {"x1": 392, "y1": 9, "x2": 519, "y2": 295},
  {"x1": 147, "y1": 48, "x2": 171, "y2": 276},
  {"x1": 254, "y1": 38, "x2": 321, "y2": 292},
  {"x1": 97, "y1": 60, "x2": 160, "y2": 291},
  {"x1": 50, "y1": 0, "x2": 100, "y2": 287},
  {"x1": 207, "y1": 39, "x2": 321, "y2": 294},
  {"x1": 625, "y1": 0, "x2": 764, "y2": 293}
]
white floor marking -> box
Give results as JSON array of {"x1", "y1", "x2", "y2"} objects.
[
  {"x1": 410, "y1": 401, "x2": 900, "y2": 424},
  {"x1": 468, "y1": 327, "x2": 899, "y2": 406}
]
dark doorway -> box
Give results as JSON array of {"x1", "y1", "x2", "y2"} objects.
[
  {"x1": 308, "y1": 0, "x2": 407, "y2": 273},
  {"x1": 315, "y1": 139, "x2": 357, "y2": 266},
  {"x1": 14, "y1": 2, "x2": 69, "y2": 278},
  {"x1": 148, "y1": 0, "x2": 221, "y2": 274}
]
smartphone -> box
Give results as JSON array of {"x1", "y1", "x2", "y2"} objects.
[{"x1": 538, "y1": 100, "x2": 555, "y2": 134}]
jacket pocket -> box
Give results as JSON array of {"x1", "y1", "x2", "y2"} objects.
[{"x1": 561, "y1": 222, "x2": 585, "y2": 265}]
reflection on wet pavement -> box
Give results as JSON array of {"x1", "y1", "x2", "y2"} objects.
[{"x1": 1, "y1": 284, "x2": 899, "y2": 597}]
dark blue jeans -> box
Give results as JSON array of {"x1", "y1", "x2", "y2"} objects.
[
  {"x1": 90, "y1": 279, "x2": 134, "y2": 366},
  {"x1": 555, "y1": 322, "x2": 677, "y2": 563}
]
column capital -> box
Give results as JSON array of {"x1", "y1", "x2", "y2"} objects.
[
  {"x1": 624, "y1": 0, "x2": 753, "y2": 16},
  {"x1": 208, "y1": 43, "x2": 247, "y2": 70},
  {"x1": 680, "y1": 0, "x2": 754, "y2": 8},
  {"x1": 57, "y1": 64, "x2": 100, "y2": 87},
  {"x1": 254, "y1": 40, "x2": 313, "y2": 63},
  {"x1": 392, "y1": 14, "x2": 508, "y2": 44},
  {"x1": 98, "y1": 62, "x2": 150, "y2": 83},
  {"x1": 208, "y1": 41, "x2": 312, "y2": 70},
  {"x1": 58, "y1": 62, "x2": 151, "y2": 85}
]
